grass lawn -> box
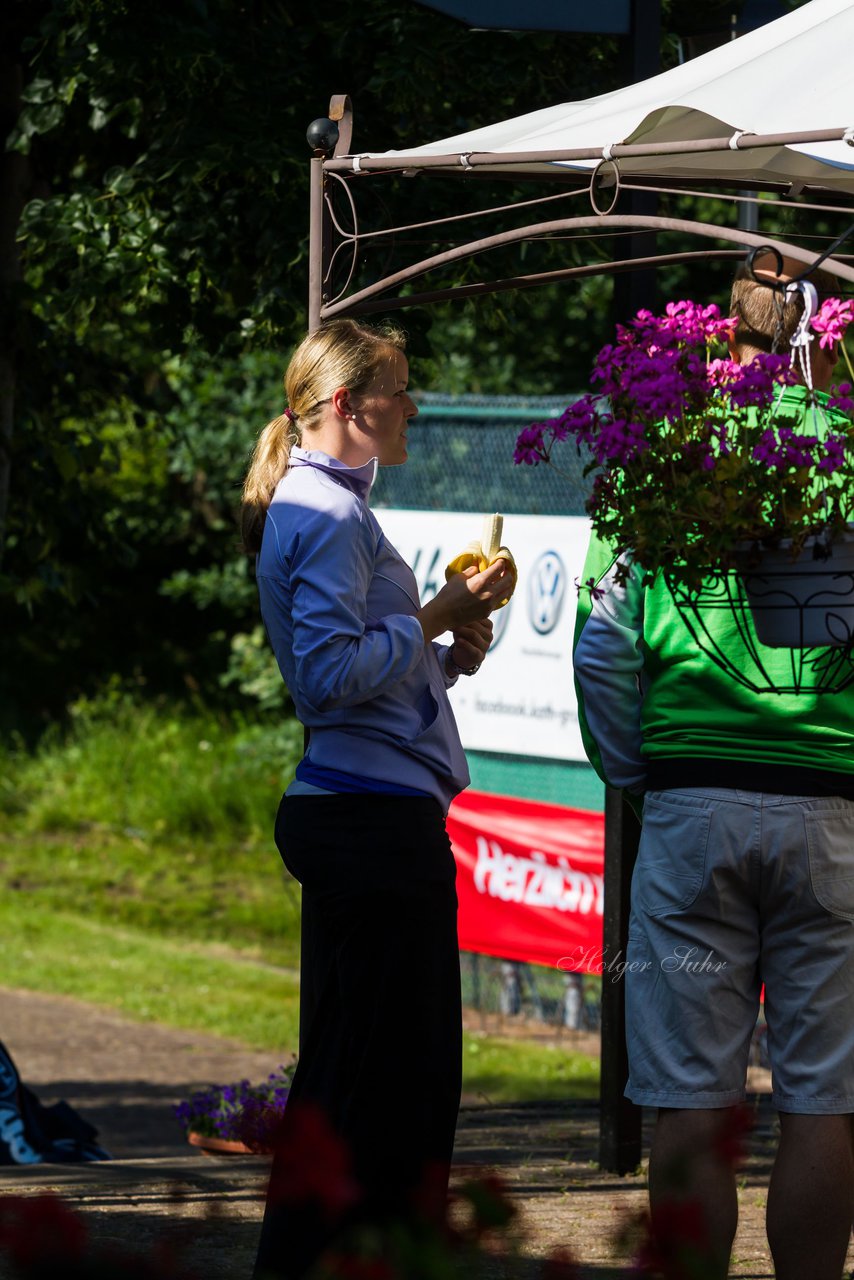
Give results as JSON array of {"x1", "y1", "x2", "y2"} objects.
[
  {"x1": 0, "y1": 889, "x2": 599, "y2": 1101},
  {"x1": 0, "y1": 898, "x2": 301, "y2": 1053},
  {"x1": 0, "y1": 829, "x2": 302, "y2": 968}
]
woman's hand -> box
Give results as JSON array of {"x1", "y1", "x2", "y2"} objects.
[
  {"x1": 417, "y1": 559, "x2": 513, "y2": 643},
  {"x1": 445, "y1": 618, "x2": 493, "y2": 677}
]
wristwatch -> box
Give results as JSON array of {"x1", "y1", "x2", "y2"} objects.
[{"x1": 446, "y1": 653, "x2": 481, "y2": 678}]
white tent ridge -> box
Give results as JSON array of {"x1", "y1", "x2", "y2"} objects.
[{"x1": 339, "y1": 0, "x2": 854, "y2": 192}]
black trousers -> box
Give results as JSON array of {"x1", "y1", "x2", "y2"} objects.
[{"x1": 253, "y1": 794, "x2": 463, "y2": 1279}]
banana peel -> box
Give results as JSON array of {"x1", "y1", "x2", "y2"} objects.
[{"x1": 445, "y1": 513, "x2": 517, "y2": 608}]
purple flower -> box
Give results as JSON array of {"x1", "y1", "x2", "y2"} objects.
[
  {"x1": 516, "y1": 295, "x2": 854, "y2": 595},
  {"x1": 513, "y1": 422, "x2": 549, "y2": 466},
  {"x1": 648, "y1": 300, "x2": 737, "y2": 345},
  {"x1": 556, "y1": 396, "x2": 598, "y2": 443},
  {"x1": 828, "y1": 382, "x2": 854, "y2": 414},
  {"x1": 818, "y1": 434, "x2": 848, "y2": 474},
  {"x1": 174, "y1": 1066, "x2": 294, "y2": 1141},
  {"x1": 592, "y1": 416, "x2": 647, "y2": 464},
  {"x1": 752, "y1": 425, "x2": 823, "y2": 471},
  {"x1": 728, "y1": 354, "x2": 793, "y2": 408},
  {"x1": 576, "y1": 575, "x2": 606, "y2": 600}
]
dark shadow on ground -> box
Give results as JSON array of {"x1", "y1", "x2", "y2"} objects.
[
  {"x1": 25, "y1": 1077, "x2": 245, "y2": 1159},
  {"x1": 0, "y1": 1204, "x2": 262, "y2": 1280}
]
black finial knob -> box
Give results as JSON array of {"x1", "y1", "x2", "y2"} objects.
[{"x1": 306, "y1": 118, "x2": 339, "y2": 156}]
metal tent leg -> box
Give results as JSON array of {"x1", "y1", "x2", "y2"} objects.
[{"x1": 598, "y1": 786, "x2": 642, "y2": 1174}]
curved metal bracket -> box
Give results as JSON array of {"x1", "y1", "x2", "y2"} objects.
[
  {"x1": 746, "y1": 243, "x2": 784, "y2": 287},
  {"x1": 320, "y1": 215, "x2": 854, "y2": 321},
  {"x1": 589, "y1": 159, "x2": 621, "y2": 216},
  {"x1": 329, "y1": 95, "x2": 353, "y2": 158},
  {"x1": 748, "y1": 224, "x2": 854, "y2": 294}
]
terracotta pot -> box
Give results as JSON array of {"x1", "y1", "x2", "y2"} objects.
[
  {"x1": 738, "y1": 532, "x2": 854, "y2": 648},
  {"x1": 187, "y1": 1130, "x2": 269, "y2": 1157}
]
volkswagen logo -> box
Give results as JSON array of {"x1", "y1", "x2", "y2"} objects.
[{"x1": 528, "y1": 551, "x2": 567, "y2": 634}]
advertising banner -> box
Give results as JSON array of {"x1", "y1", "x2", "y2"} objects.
[
  {"x1": 447, "y1": 788, "x2": 605, "y2": 970},
  {"x1": 376, "y1": 509, "x2": 591, "y2": 761}
]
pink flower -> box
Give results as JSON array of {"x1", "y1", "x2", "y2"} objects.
[
  {"x1": 811, "y1": 296, "x2": 854, "y2": 349},
  {"x1": 706, "y1": 357, "x2": 742, "y2": 388},
  {"x1": 658, "y1": 300, "x2": 736, "y2": 344}
]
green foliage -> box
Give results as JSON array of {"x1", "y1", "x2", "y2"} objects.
[
  {"x1": 0, "y1": 823, "x2": 302, "y2": 965},
  {"x1": 1, "y1": 343, "x2": 285, "y2": 723},
  {"x1": 3, "y1": 687, "x2": 302, "y2": 844},
  {"x1": 0, "y1": 895, "x2": 598, "y2": 1092},
  {"x1": 0, "y1": 693, "x2": 303, "y2": 963},
  {"x1": 463, "y1": 1033, "x2": 599, "y2": 1103},
  {"x1": 418, "y1": 280, "x2": 615, "y2": 397},
  {"x1": 220, "y1": 624, "x2": 292, "y2": 712}
]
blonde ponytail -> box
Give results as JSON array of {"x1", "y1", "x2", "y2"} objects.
[
  {"x1": 241, "y1": 412, "x2": 300, "y2": 554},
  {"x1": 241, "y1": 318, "x2": 407, "y2": 555}
]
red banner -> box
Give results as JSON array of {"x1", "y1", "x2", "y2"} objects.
[{"x1": 447, "y1": 789, "x2": 605, "y2": 971}]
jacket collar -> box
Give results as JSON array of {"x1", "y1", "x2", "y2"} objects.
[{"x1": 288, "y1": 446, "x2": 378, "y2": 501}]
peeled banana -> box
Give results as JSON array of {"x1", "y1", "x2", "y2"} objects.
[{"x1": 445, "y1": 513, "x2": 518, "y2": 608}]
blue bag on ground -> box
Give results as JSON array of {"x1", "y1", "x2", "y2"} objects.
[{"x1": 0, "y1": 1039, "x2": 111, "y2": 1164}]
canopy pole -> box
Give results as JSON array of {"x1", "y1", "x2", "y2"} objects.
[
  {"x1": 309, "y1": 96, "x2": 354, "y2": 331},
  {"x1": 609, "y1": 0, "x2": 657, "y2": 1160},
  {"x1": 308, "y1": 155, "x2": 325, "y2": 332},
  {"x1": 599, "y1": 788, "x2": 642, "y2": 1174}
]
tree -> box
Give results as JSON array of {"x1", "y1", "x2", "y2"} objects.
[{"x1": 0, "y1": 0, "x2": 701, "y2": 724}]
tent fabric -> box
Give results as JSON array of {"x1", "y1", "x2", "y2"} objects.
[{"x1": 366, "y1": 0, "x2": 854, "y2": 191}]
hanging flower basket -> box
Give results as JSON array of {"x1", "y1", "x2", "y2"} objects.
[
  {"x1": 738, "y1": 532, "x2": 854, "y2": 648},
  {"x1": 664, "y1": 568, "x2": 854, "y2": 695},
  {"x1": 515, "y1": 296, "x2": 854, "y2": 665}
]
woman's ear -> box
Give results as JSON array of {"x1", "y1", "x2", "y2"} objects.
[
  {"x1": 330, "y1": 386, "x2": 352, "y2": 419},
  {"x1": 727, "y1": 335, "x2": 742, "y2": 364}
]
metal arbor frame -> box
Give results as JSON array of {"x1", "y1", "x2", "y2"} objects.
[
  {"x1": 305, "y1": 93, "x2": 854, "y2": 1172},
  {"x1": 308, "y1": 96, "x2": 854, "y2": 330}
]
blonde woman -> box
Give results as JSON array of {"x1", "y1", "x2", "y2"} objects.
[{"x1": 242, "y1": 319, "x2": 511, "y2": 1278}]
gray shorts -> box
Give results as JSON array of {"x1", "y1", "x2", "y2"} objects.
[{"x1": 625, "y1": 787, "x2": 854, "y2": 1114}]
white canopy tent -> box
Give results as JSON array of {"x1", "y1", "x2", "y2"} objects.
[
  {"x1": 359, "y1": 0, "x2": 854, "y2": 191},
  {"x1": 311, "y1": 0, "x2": 854, "y2": 326}
]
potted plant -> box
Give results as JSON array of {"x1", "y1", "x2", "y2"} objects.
[
  {"x1": 173, "y1": 1065, "x2": 294, "y2": 1155},
  {"x1": 515, "y1": 298, "x2": 854, "y2": 651}
]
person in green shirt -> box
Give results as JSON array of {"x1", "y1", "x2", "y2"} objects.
[{"x1": 573, "y1": 256, "x2": 854, "y2": 1280}]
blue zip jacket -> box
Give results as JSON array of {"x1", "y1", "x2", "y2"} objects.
[{"x1": 257, "y1": 447, "x2": 470, "y2": 812}]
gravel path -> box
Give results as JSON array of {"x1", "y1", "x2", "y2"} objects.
[{"x1": 0, "y1": 986, "x2": 850, "y2": 1278}]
